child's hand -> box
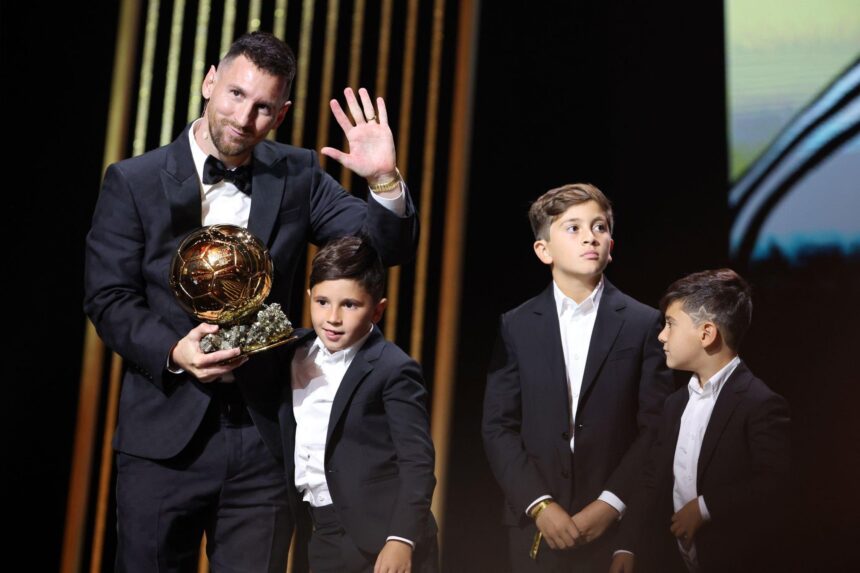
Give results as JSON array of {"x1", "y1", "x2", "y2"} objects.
[
  {"x1": 670, "y1": 498, "x2": 705, "y2": 550},
  {"x1": 609, "y1": 552, "x2": 635, "y2": 573},
  {"x1": 570, "y1": 499, "x2": 619, "y2": 544},
  {"x1": 535, "y1": 502, "x2": 582, "y2": 549},
  {"x1": 374, "y1": 540, "x2": 413, "y2": 573}
]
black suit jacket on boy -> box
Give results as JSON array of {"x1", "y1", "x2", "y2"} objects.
[
  {"x1": 618, "y1": 361, "x2": 791, "y2": 573},
  {"x1": 279, "y1": 327, "x2": 438, "y2": 554},
  {"x1": 84, "y1": 126, "x2": 417, "y2": 462},
  {"x1": 482, "y1": 279, "x2": 674, "y2": 543}
]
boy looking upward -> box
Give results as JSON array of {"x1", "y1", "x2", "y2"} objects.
[
  {"x1": 280, "y1": 236, "x2": 438, "y2": 573},
  {"x1": 610, "y1": 269, "x2": 791, "y2": 573},
  {"x1": 483, "y1": 183, "x2": 674, "y2": 572}
]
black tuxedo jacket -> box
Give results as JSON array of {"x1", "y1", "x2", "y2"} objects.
[
  {"x1": 279, "y1": 328, "x2": 438, "y2": 554},
  {"x1": 619, "y1": 361, "x2": 791, "y2": 573},
  {"x1": 482, "y1": 279, "x2": 674, "y2": 529},
  {"x1": 83, "y1": 126, "x2": 417, "y2": 460}
]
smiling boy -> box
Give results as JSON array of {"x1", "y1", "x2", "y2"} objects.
[
  {"x1": 482, "y1": 183, "x2": 674, "y2": 572},
  {"x1": 279, "y1": 236, "x2": 438, "y2": 573}
]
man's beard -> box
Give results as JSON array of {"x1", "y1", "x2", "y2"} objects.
[{"x1": 207, "y1": 115, "x2": 252, "y2": 158}]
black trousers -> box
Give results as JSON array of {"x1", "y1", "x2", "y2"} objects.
[
  {"x1": 307, "y1": 504, "x2": 439, "y2": 573},
  {"x1": 115, "y1": 392, "x2": 292, "y2": 573}
]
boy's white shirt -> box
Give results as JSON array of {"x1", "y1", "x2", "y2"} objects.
[
  {"x1": 671, "y1": 355, "x2": 741, "y2": 571},
  {"x1": 291, "y1": 327, "x2": 415, "y2": 548}
]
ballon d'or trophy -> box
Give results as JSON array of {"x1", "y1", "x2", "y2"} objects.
[{"x1": 169, "y1": 224, "x2": 295, "y2": 355}]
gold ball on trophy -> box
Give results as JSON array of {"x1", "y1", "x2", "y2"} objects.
[{"x1": 169, "y1": 224, "x2": 273, "y2": 325}]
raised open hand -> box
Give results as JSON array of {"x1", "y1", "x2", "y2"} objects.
[{"x1": 321, "y1": 87, "x2": 398, "y2": 185}]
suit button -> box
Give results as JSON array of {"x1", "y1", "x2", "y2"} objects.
[
  {"x1": 561, "y1": 470, "x2": 570, "y2": 478},
  {"x1": 561, "y1": 431, "x2": 569, "y2": 440},
  {"x1": 575, "y1": 423, "x2": 584, "y2": 431}
]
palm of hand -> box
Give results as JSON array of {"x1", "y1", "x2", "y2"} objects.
[{"x1": 342, "y1": 122, "x2": 396, "y2": 178}]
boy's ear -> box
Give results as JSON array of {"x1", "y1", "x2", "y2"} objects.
[
  {"x1": 533, "y1": 239, "x2": 553, "y2": 266},
  {"x1": 372, "y1": 298, "x2": 389, "y2": 323},
  {"x1": 608, "y1": 238, "x2": 614, "y2": 263},
  {"x1": 700, "y1": 322, "x2": 719, "y2": 348}
]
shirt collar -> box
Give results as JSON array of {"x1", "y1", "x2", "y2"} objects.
[
  {"x1": 553, "y1": 277, "x2": 604, "y2": 317},
  {"x1": 688, "y1": 355, "x2": 741, "y2": 398},
  {"x1": 308, "y1": 326, "x2": 375, "y2": 367}
]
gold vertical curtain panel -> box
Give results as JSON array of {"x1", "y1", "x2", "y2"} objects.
[{"x1": 65, "y1": 0, "x2": 478, "y2": 572}]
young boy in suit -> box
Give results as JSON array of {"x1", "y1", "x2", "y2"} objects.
[
  {"x1": 280, "y1": 235, "x2": 438, "y2": 573},
  {"x1": 610, "y1": 269, "x2": 791, "y2": 573},
  {"x1": 482, "y1": 183, "x2": 675, "y2": 572}
]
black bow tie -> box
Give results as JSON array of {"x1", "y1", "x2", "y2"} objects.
[{"x1": 202, "y1": 155, "x2": 252, "y2": 194}]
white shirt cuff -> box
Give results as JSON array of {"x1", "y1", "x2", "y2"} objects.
[
  {"x1": 613, "y1": 550, "x2": 635, "y2": 557},
  {"x1": 166, "y1": 354, "x2": 184, "y2": 374},
  {"x1": 386, "y1": 536, "x2": 415, "y2": 549},
  {"x1": 369, "y1": 183, "x2": 406, "y2": 216},
  {"x1": 525, "y1": 495, "x2": 553, "y2": 517},
  {"x1": 698, "y1": 495, "x2": 711, "y2": 522},
  {"x1": 599, "y1": 490, "x2": 626, "y2": 518}
]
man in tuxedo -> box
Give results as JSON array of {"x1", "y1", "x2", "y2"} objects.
[
  {"x1": 84, "y1": 32, "x2": 416, "y2": 572},
  {"x1": 482, "y1": 183, "x2": 674, "y2": 572}
]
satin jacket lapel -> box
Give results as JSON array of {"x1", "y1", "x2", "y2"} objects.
[
  {"x1": 247, "y1": 142, "x2": 288, "y2": 246},
  {"x1": 325, "y1": 328, "x2": 384, "y2": 449},
  {"x1": 697, "y1": 362, "x2": 751, "y2": 483},
  {"x1": 578, "y1": 279, "x2": 626, "y2": 410},
  {"x1": 162, "y1": 125, "x2": 203, "y2": 237},
  {"x1": 531, "y1": 285, "x2": 573, "y2": 427}
]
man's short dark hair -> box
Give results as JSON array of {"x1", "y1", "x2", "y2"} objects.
[
  {"x1": 222, "y1": 31, "x2": 297, "y2": 99},
  {"x1": 310, "y1": 236, "x2": 386, "y2": 301},
  {"x1": 528, "y1": 183, "x2": 614, "y2": 241},
  {"x1": 660, "y1": 268, "x2": 753, "y2": 352}
]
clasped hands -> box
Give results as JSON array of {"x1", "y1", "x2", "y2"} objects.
[{"x1": 535, "y1": 499, "x2": 619, "y2": 550}]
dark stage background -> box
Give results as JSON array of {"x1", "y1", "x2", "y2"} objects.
[{"x1": 5, "y1": 1, "x2": 857, "y2": 571}]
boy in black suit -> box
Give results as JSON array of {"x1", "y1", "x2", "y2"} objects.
[
  {"x1": 610, "y1": 269, "x2": 791, "y2": 573},
  {"x1": 280, "y1": 236, "x2": 438, "y2": 573},
  {"x1": 482, "y1": 183, "x2": 674, "y2": 572}
]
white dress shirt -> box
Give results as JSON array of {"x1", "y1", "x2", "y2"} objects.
[
  {"x1": 526, "y1": 279, "x2": 625, "y2": 516},
  {"x1": 188, "y1": 121, "x2": 253, "y2": 227},
  {"x1": 292, "y1": 333, "x2": 369, "y2": 506},
  {"x1": 672, "y1": 356, "x2": 741, "y2": 571},
  {"x1": 292, "y1": 331, "x2": 414, "y2": 548}
]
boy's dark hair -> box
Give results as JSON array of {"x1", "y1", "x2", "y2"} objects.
[
  {"x1": 660, "y1": 268, "x2": 752, "y2": 352},
  {"x1": 310, "y1": 236, "x2": 386, "y2": 301},
  {"x1": 528, "y1": 183, "x2": 614, "y2": 240},
  {"x1": 222, "y1": 32, "x2": 297, "y2": 99}
]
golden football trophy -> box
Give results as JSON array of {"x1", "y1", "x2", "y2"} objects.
[{"x1": 169, "y1": 224, "x2": 295, "y2": 354}]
